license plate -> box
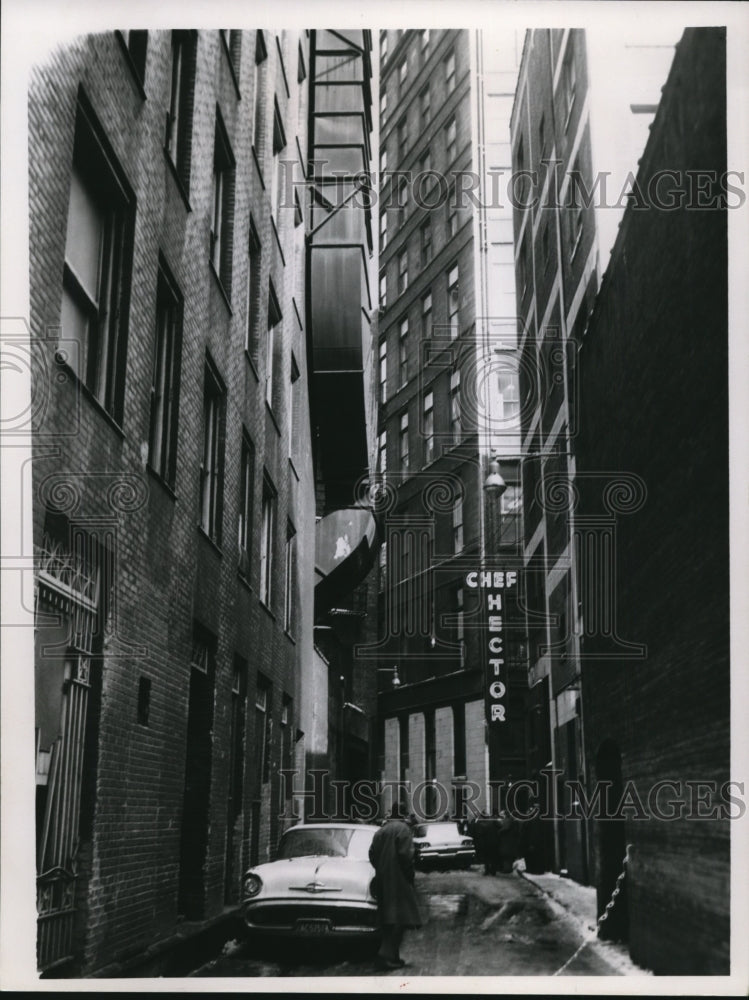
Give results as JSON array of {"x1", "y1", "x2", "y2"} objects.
[{"x1": 296, "y1": 919, "x2": 331, "y2": 935}]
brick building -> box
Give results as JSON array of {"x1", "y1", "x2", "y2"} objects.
[
  {"x1": 575, "y1": 28, "x2": 729, "y2": 973},
  {"x1": 373, "y1": 29, "x2": 526, "y2": 820},
  {"x1": 509, "y1": 27, "x2": 680, "y2": 880},
  {"x1": 29, "y1": 27, "x2": 375, "y2": 976}
]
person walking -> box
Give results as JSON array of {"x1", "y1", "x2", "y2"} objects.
[{"x1": 368, "y1": 803, "x2": 423, "y2": 970}]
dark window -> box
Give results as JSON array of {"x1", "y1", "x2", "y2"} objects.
[
  {"x1": 245, "y1": 217, "x2": 262, "y2": 361},
  {"x1": 166, "y1": 30, "x2": 197, "y2": 195},
  {"x1": 271, "y1": 98, "x2": 287, "y2": 221},
  {"x1": 419, "y1": 85, "x2": 431, "y2": 127},
  {"x1": 421, "y1": 291, "x2": 433, "y2": 338},
  {"x1": 210, "y1": 107, "x2": 236, "y2": 296},
  {"x1": 220, "y1": 29, "x2": 242, "y2": 85},
  {"x1": 117, "y1": 30, "x2": 148, "y2": 86},
  {"x1": 266, "y1": 282, "x2": 282, "y2": 409},
  {"x1": 284, "y1": 521, "x2": 297, "y2": 634},
  {"x1": 148, "y1": 258, "x2": 183, "y2": 488},
  {"x1": 260, "y1": 474, "x2": 276, "y2": 607},
  {"x1": 199, "y1": 355, "x2": 226, "y2": 545},
  {"x1": 254, "y1": 30, "x2": 268, "y2": 151},
  {"x1": 238, "y1": 432, "x2": 254, "y2": 576},
  {"x1": 397, "y1": 116, "x2": 408, "y2": 158},
  {"x1": 61, "y1": 93, "x2": 134, "y2": 422},
  {"x1": 445, "y1": 49, "x2": 456, "y2": 93},
  {"x1": 447, "y1": 263, "x2": 459, "y2": 339},
  {"x1": 421, "y1": 220, "x2": 432, "y2": 266}
]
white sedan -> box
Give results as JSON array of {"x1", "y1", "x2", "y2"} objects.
[
  {"x1": 413, "y1": 821, "x2": 475, "y2": 869},
  {"x1": 241, "y1": 823, "x2": 381, "y2": 939}
]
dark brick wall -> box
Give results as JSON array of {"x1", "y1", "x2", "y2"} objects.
[
  {"x1": 576, "y1": 28, "x2": 729, "y2": 975},
  {"x1": 29, "y1": 29, "x2": 315, "y2": 975}
]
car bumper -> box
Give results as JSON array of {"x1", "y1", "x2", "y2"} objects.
[
  {"x1": 242, "y1": 899, "x2": 379, "y2": 937},
  {"x1": 417, "y1": 848, "x2": 475, "y2": 864}
]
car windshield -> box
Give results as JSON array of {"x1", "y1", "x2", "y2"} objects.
[
  {"x1": 415, "y1": 823, "x2": 461, "y2": 840},
  {"x1": 277, "y1": 827, "x2": 375, "y2": 860}
]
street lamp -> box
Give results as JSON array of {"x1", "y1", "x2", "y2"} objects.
[
  {"x1": 483, "y1": 454, "x2": 507, "y2": 496},
  {"x1": 377, "y1": 665, "x2": 401, "y2": 688}
]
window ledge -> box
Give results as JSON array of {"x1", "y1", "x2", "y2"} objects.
[
  {"x1": 59, "y1": 359, "x2": 126, "y2": 439},
  {"x1": 197, "y1": 525, "x2": 223, "y2": 557},
  {"x1": 245, "y1": 349, "x2": 260, "y2": 382},
  {"x1": 146, "y1": 464, "x2": 177, "y2": 501},
  {"x1": 265, "y1": 400, "x2": 281, "y2": 436},
  {"x1": 238, "y1": 571, "x2": 253, "y2": 593},
  {"x1": 284, "y1": 630, "x2": 296, "y2": 645},
  {"x1": 288, "y1": 457, "x2": 299, "y2": 481},
  {"x1": 163, "y1": 148, "x2": 192, "y2": 211},
  {"x1": 270, "y1": 215, "x2": 286, "y2": 266},
  {"x1": 209, "y1": 260, "x2": 233, "y2": 314},
  {"x1": 259, "y1": 599, "x2": 276, "y2": 621},
  {"x1": 252, "y1": 145, "x2": 265, "y2": 189}
]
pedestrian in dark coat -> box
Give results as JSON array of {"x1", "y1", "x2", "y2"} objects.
[{"x1": 368, "y1": 804, "x2": 423, "y2": 969}]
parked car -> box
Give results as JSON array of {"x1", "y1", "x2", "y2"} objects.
[
  {"x1": 241, "y1": 823, "x2": 381, "y2": 940},
  {"x1": 413, "y1": 821, "x2": 475, "y2": 869}
]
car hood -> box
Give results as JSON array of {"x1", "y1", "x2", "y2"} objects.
[{"x1": 245, "y1": 856, "x2": 375, "y2": 900}]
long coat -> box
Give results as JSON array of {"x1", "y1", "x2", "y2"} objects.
[{"x1": 368, "y1": 819, "x2": 423, "y2": 927}]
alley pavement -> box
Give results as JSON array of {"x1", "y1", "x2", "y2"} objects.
[{"x1": 193, "y1": 867, "x2": 648, "y2": 979}]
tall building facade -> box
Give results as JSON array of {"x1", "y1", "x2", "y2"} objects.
[
  {"x1": 575, "y1": 28, "x2": 729, "y2": 974},
  {"x1": 28, "y1": 27, "x2": 374, "y2": 976},
  {"x1": 510, "y1": 28, "x2": 679, "y2": 880},
  {"x1": 374, "y1": 29, "x2": 526, "y2": 819}
]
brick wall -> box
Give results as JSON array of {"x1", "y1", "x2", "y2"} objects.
[
  {"x1": 576, "y1": 28, "x2": 729, "y2": 975},
  {"x1": 29, "y1": 29, "x2": 315, "y2": 975}
]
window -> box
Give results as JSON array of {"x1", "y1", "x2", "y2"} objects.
[
  {"x1": 421, "y1": 29, "x2": 430, "y2": 61},
  {"x1": 284, "y1": 522, "x2": 297, "y2": 633},
  {"x1": 238, "y1": 432, "x2": 254, "y2": 575},
  {"x1": 420, "y1": 220, "x2": 432, "y2": 266},
  {"x1": 398, "y1": 56, "x2": 408, "y2": 90},
  {"x1": 378, "y1": 429, "x2": 387, "y2": 473},
  {"x1": 563, "y1": 42, "x2": 576, "y2": 125},
  {"x1": 266, "y1": 283, "x2": 282, "y2": 408},
  {"x1": 200, "y1": 355, "x2": 226, "y2": 544},
  {"x1": 498, "y1": 370, "x2": 520, "y2": 423},
  {"x1": 419, "y1": 148, "x2": 431, "y2": 177},
  {"x1": 379, "y1": 339, "x2": 387, "y2": 403},
  {"x1": 379, "y1": 539, "x2": 388, "y2": 592},
  {"x1": 288, "y1": 354, "x2": 300, "y2": 459},
  {"x1": 117, "y1": 30, "x2": 148, "y2": 86},
  {"x1": 421, "y1": 291, "x2": 433, "y2": 338},
  {"x1": 447, "y1": 264, "x2": 459, "y2": 339},
  {"x1": 380, "y1": 273, "x2": 387, "y2": 310},
  {"x1": 423, "y1": 391, "x2": 434, "y2": 464},
  {"x1": 419, "y1": 86, "x2": 431, "y2": 128},
  {"x1": 254, "y1": 30, "x2": 268, "y2": 151},
  {"x1": 399, "y1": 411, "x2": 409, "y2": 472},
  {"x1": 570, "y1": 159, "x2": 583, "y2": 255},
  {"x1": 281, "y1": 695, "x2": 293, "y2": 793},
  {"x1": 166, "y1": 30, "x2": 196, "y2": 194},
  {"x1": 445, "y1": 116, "x2": 457, "y2": 163},
  {"x1": 456, "y1": 586, "x2": 464, "y2": 642},
  {"x1": 380, "y1": 31, "x2": 388, "y2": 66},
  {"x1": 445, "y1": 49, "x2": 456, "y2": 93},
  {"x1": 61, "y1": 95, "x2": 134, "y2": 422},
  {"x1": 446, "y1": 190, "x2": 457, "y2": 238},
  {"x1": 380, "y1": 91, "x2": 388, "y2": 127},
  {"x1": 148, "y1": 259, "x2": 182, "y2": 488},
  {"x1": 220, "y1": 30, "x2": 242, "y2": 84},
  {"x1": 380, "y1": 212, "x2": 388, "y2": 251},
  {"x1": 396, "y1": 177, "x2": 408, "y2": 228},
  {"x1": 397, "y1": 116, "x2": 408, "y2": 158},
  {"x1": 381, "y1": 146, "x2": 388, "y2": 176},
  {"x1": 450, "y1": 369, "x2": 462, "y2": 443},
  {"x1": 260, "y1": 476, "x2": 276, "y2": 607},
  {"x1": 271, "y1": 98, "x2": 287, "y2": 221},
  {"x1": 542, "y1": 222, "x2": 550, "y2": 268},
  {"x1": 399, "y1": 318, "x2": 409, "y2": 386},
  {"x1": 210, "y1": 108, "x2": 236, "y2": 295},
  {"x1": 398, "y1": 248, "x2": 408, "y2": 294},
  {"x1": 453, "y1": 496, "x2": 464, "y2": 552},
  {"x1": 245, "y1": 217, "x2": 262, "y2": 360}
]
